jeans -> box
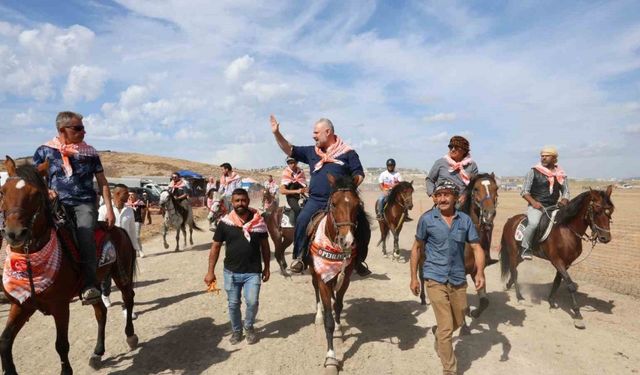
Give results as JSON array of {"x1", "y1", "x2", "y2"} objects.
[
  {"x1": 65, "y1": 203, "x2": 98, "y2": 290},
  {"x1": 134, "y1": 222, "x2": 143, "y2": 251},
  {"x1": 223, "y1": 269, "x2": 261, "y2": 333},
  {"x1": 521, "y1": 205, "x2": 544, "y2": 250},
  {"x1": 375, "y1": 194, "x2": 387, "y2": 216},
  {"x1": 426, "y1": 279, "x2": 467, "y2": 375},
  {"x1": 286, "y1": 195, "x2": 302, "y2": 219}
]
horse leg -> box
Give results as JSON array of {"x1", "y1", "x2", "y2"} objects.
[
  {"x1": 548, "y1": 271, "x2": 563, "y2": 309},
  {"x1": 182, "y1": 225, "x2": 187, "y2": 248},
  {"x1": 313, "y1": 276, "x2": 323, "y2": 325},
  {"x1": 380, "y1": 222, "x2": 388, "y2": 256},
  {"x1": 52, "y1": 305, "x2": 74, "y2": 375},
  {"x1": 333, "y1": 277, "x2": 350, "y2": 334},
  {"x1": 0, "y1": 304, "x2": 37, "y2": 375},
  {"x1": 318, "y1": 280, "x2": 339, "y2": 369},
  {"x1": 162, "y1": 224, "x2": 169, "y2": 249},
  {"x1": 175, "y1": 227, "x2": 181, "y2": 252},
  {"x1": 418, "y1": 267, "x2": 428, "y2": 306},
  {"x1": 189, "y1": 222, "x2": 194, "y2": 245},
  {"x1": 392, "y1": 230, "x2": 400, "y2": 260},
  {"x1": 89, "y1": 301, "x2": 107, "y2": 369},
  {"x1": 554, "y1": 265, "x2": 584, "y2": 329}
]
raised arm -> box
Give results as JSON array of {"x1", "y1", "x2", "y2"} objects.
[{"x1": 270, "y1": 114, "x2": 293, "y2": 156}]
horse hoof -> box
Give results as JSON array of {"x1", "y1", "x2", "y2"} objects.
[
  {"x1": 89, "y1": 354, "x2": 102, "y2": 369},
  {"x1": 127, "y1": 334, "x2": 139, "y2": 349},
  {"x1": 324, "y1": 357, "x2": 341, "y2": 371},
  {"x1": 470, "y1": 309, "x2": 481, "y2": 319},
  {"x1": 460, "y1": 325, "x2": 471, "y2": 336},
  {"x1": 573, "y1": 319, "x2": 586, "y2": 329},
  {"x1": 163, "y1": 243, "x2": 169, "y2": 249},
  {"x1": 174, "y1": 248, "x2": 180, "y2": 252}
]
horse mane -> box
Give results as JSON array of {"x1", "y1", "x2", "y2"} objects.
[
  {"x1": 388, "y1": 181, "x2": 413, "y2": 205},
  {"x1": 555, "y1": 189, "x2": 613, "y2": 225},
  {"x1": 461, "y1": 173, "x2": 495, "y2": 214},
  {"x1": 15, "y1": 163, "x2": 53, "y2": 225},
  {"x1": 332, "y1": 175, "x2": 357, "y2": 192},
  {"x1": 166, "y1": 190, "x2": 188, "y2": 217}
]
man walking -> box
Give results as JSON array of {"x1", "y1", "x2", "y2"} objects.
[
  {"x1": 410, "y1": 180, "x2": 486, "y2": 375},
  {"x1": 204, "y1": 188, "x2": 270, "y2": 345}
]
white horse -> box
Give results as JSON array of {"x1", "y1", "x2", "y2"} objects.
[{"x1": 159, "y1": 190, "x2": 201, "y2": 251}]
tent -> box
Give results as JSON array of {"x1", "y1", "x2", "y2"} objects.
[{"x1": 176, "y1": 170, "x2": 203, "y2": 179}]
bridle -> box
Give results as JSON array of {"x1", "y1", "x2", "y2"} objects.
[
  {"x1": 573, "y1": 198, "x2": 612, "y2": 246},
  {"x1": 472, "y1": 181, "x2": 497, "y2": 230},
  {"x1": 327, "y1": 188, "x2": 358, "y2": 232}
]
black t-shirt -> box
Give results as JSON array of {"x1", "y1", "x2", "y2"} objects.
[{"x1": 213, "y1": 214, "x2": 268, "y2": 273}]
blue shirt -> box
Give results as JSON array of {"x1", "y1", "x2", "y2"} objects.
[
  {"x1": 291, "y1": 145, "x2": 364, "y2": 201},
  {"x1": 415, "y1": 208, "x2": 479, "y2": 286},
  {"x1": 33, "y1": 145, "x2": 103, "y2": 206}
]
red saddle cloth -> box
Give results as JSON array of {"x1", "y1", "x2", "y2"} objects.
[{"x1": 58, "y1": 224, "x2": 110, "y2": 264}]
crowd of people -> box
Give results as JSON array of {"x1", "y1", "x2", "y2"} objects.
[{"x1": 3, "y1": 110, "x2": 571, "y2": 375}]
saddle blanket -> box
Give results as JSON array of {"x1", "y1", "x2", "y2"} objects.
[
  {"x1": 515, "y1": 210, "x2": 558, "y2": 244},
  {"x1": 309, "y1": 216, "x2": 355, "y2": 283},
  {"x1": 3, "y1": 229, "x2": 62, "y2": 304},
  {"x1": 61, "y1": 226, "x2": 116, "y2": 268},
  {"x1": 280, "y1": 207, "x2": 295, "y2": 229}
]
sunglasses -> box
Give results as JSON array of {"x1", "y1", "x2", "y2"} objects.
[
  {"x1": 448, "y1": 145, "x2": 462, "y2": 151},
  {"x1": 64, "y1": 125, "x2": 85, "y2": 132}
]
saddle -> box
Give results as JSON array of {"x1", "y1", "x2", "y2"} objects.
[
  {"x1": 57, "y1": 222, "x2": 116, "y2": 268},
  {"x1": 515, "y1": 208, "x2": 559, "y2": 252},
  {"x1": 306, "y1": 211, "x2": 327, "y2": 238}
]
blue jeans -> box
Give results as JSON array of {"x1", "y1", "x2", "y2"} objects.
[
  {"x1": 292, "y1": 198, "x2": 327, "y2": 259},
  {"x1": 521, "y1": 205, "x2": 544, "y2": 250},
  {"x1": 223, "y1": 269, "x2": 261, "y2": 333},
  {"x1": 376, "y1": 194, "x2": 388, "y2": 216}
]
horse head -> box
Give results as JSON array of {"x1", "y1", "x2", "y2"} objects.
[
  {"x1": 391, "y1": 181, "x2": 414, "y2": 211},
  {"x1": 1, "y1": 156, "x2": 50, "y2": 250},
  {"x1": 261, "y1": 187, "x2": 277, "y2": 214},
  {"x1": 469, "y1": 173, "x2": 499, "y2": 228},
  {"x1": 586, "y1": 185, "x2": 614, "y2": 244},
  {"x1": 159, "y1": 190, "x2": 172, "y2": 207},
  {"x1": 326, "y1": 174, "x2": 360, "y2": 252}
]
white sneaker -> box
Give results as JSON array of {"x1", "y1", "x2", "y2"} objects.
[
  {"x1": 101, "y1": 294, "x2": 112, "y2": 308},
  {"x1": 123, "y1": 309, "x2": 138, "y2": 320},
  {"x1": 138, "y1": 250, "x2": 145, "y2": 258}
]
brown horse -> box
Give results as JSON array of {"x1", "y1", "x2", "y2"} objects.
[
  {"x1": 500, "y1": 186, "x2": 614, "y2": 329},
  {"x1": 418, "y1": 173, "x2": 499, "y2": 320},
  {"x1": 377, "y1": 181, "x2": 414, "y2": 260},
  {"x1": 261, "y1": 188, "x2": 295, "y2": 276},
  {"x1": 307, "y1": 174, "x2": 363, "y2": 372},
  {"x1": 0, "y1": 157, "x2": 138, "y2": 375}
]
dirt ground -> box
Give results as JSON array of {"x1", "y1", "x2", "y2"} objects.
[{"x1": 2, "y1": 191, "x2": 638, "y2": 375}]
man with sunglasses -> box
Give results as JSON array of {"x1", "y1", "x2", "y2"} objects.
[
  {"x1": 425, "y1": 136, "x2": 478, "y2": 207},
  {"x1": 280, "y1": 156, "x2": 308, "y2": 222},
  {"x1": 33, "y1": 111, "x2": 115, "y2": 306}
]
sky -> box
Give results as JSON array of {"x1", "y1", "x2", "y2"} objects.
[{"x1": 0, "y1": 0, "x2": 639, "y2": 178}]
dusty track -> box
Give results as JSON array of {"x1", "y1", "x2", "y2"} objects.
[{"x1": 2, "y1": 192, "x2": 638, "y2": 374}]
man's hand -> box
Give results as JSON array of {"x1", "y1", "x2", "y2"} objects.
[
  {"x1": 204, "y1": 271, "x2": 216, "y2": 286},
  {"x1": 270, "y1": 114, "x2": 280, "y2": 134},
  {"x1": 475, "y1": 272, "x2": 486, "y2": 291},
  {"x1": 262, "y1": 268, "x2": 270, "y2": 282},
  {"x1": 410, "y1": 278, "x2": 421, "y2": 296},
  {"x1": 531, "y1": 200, "x2": 543, "y2": 210},
  {"x1": 47, "y1": 189, "x2": 58, "y2": 200},
  {"x1": 105, "y1": 208, "x2": 116, "y2": 228},
  {"x1": 458, "y1": 194, "x2": 466, "y2": 205}
]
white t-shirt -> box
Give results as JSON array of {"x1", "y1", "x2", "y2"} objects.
[
  {"x1": 378, "y1": 170, "x2": 403, "y2": 192},
  {"x1": 98, "y1": 204, "x2": 140, "y2": 251}
]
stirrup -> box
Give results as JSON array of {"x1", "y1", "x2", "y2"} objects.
[{"x1": 290, "y1": 259, "x2": 304, "y2": 273}]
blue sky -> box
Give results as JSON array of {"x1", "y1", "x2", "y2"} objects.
[{"x1": 0, "y1": 0, "x2": 639, "y2": 178}]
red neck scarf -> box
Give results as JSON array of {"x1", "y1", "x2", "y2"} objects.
[
  {"x1": 314, "y1": 136, "x2": 353, "y2": 172},
  {"x1": 220, "y1": 208, "x2": 267, "y2": 242},
  {"x1": 169, "y1": 179, "x2": 186, "y2": 189},
  {"x1": 533, "y1": 163, "x2": 566, "y2": 193},
  {"x1": 44, "y1": 136, "x2": 97, "y2": 177},
  {"x1": 281, "y1": 166, "x2": 307, "y2": 186},
  {"x1": 220, "y1": 172, "x2": 240, "y2": 187},
  {"x1": 444, "y1": 154, "x2": 474, "y2": 185}
]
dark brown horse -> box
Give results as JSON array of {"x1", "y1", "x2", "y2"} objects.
[
  {"x1": 377, "y1": 181, "x2": 414, "y2": 260},
  {"x1": 261, "y1": 188, "x2": 294, "y2": 276},
  {"x1": 500, "y1": 186, "x2": 614, "y2": 329},
  {"x1": 0, "y1": 157, "x2": 138, "y2": 375},
  {"x1": 418, "y1": 173, "x2": 499, "y2": 321},
  {"x1": 307, "y1": 174, "x2": 363, "y2": 372}
]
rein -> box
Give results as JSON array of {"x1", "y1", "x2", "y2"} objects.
[{"x1": 565, "y1": 198, "x2": 610, "y2": 266}]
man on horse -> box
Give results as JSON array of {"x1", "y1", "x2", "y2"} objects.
[
  {"x1": 220, "y1": 162, "x2": 242, "y2": 213},
  {"x1": 375, "y1": 158, "x2": 412, "y2": 222},
  {"x1": 204, "y1": 188, "x2": 270, "y2": 345},
  {"x1": 33, "y1": 111, "x2": 115, "y2": 305},
  {"x1": 410, "y1": 180, "x2": 485, "y2": 375},
  {"x1": 520, "y1": 146, "x2": 570, "y2": 260},
  {"x1": 426, "y1": 136, "x2": 478, "y2": 207},
  {"x1": 279, "y1": 156, "x2": 308, "y2": 222},
  {"x1": 269, "y1": 114, "x2": 372, "y2": 276},
  {"x1": 168, "y1": 172, "x2": 190, "y2": 209}
]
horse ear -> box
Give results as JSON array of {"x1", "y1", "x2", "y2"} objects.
[
  {"x1": 605, "y1": 184, "x2": 613, "y2": 198},
  {"x1": 491, "y1": 172, "x2": 495, "y2": 179},
  {"x1": 4, "y1": 155, "x2": 16, "y2": 177},
  {"x1": 327, "y1": 173, "x2": 336, "y2": 187},
  {"x1": 410, "y1": 180, "x2": 414, "y2": 185},
  {"x1": 36, "y1": 159, "x2": 49, "y2": 178}
]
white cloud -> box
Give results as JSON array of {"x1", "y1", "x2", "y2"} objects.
[
  {"x1": 624, "y1": 124, "x2": 640, "y2": 134},
  {"x1": 224, "y1": 55, "x2": 254, "y2": 82},
  {"x1": 63, "y1": 65, "x2": 107, "y2": 103},
  {"x1": 427, "y1": 131, "x2": 449, "y2": 142},
  {"x1": 119, "y1": 85, "x2": 150, "y2": 108},
  {"x1": 241, "y1": 80, "x2": 290, "y2": 102},
  {"x1": 423, "y1": 113, "x2": 458, "y2": 123}
]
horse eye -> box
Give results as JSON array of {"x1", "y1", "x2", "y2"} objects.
[{"x1": 605, "y1": 209, "x2": 611, "y2": 216}]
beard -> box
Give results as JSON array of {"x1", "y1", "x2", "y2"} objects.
[{"x1": 234, "y1": 205, "x2": 248, "y2": 215}]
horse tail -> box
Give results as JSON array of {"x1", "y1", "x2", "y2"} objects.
[
  {"x1": 499, "y1": 225, "x2": 511, "y2": 281},
  {"x1": 191, "y1": 220, "x2": 203, "y2": 232}
]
